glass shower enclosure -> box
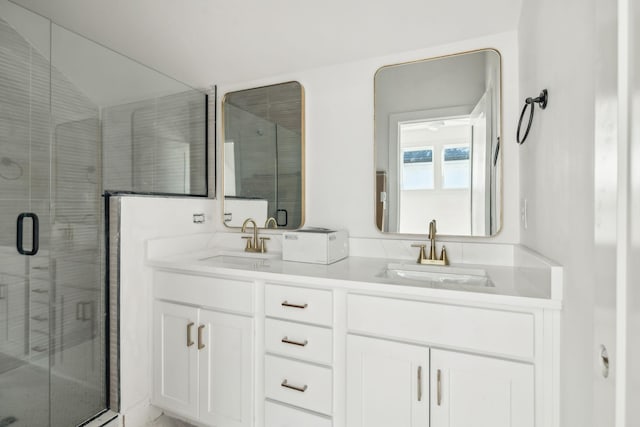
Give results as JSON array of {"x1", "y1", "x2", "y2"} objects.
[
  {"x1": 0, "y1": 1, "x2": 208, "y2": 426},
  {"x1": 0, "y1": 4, "x2": 104, "y2": 426}
]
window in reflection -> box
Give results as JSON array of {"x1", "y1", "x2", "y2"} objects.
[
  {"x1": 398, "y1": 118, "x2": 472, "y2": 234},
  {"x1": 401, "y1": 148, "x2": 434, "y2": 190},
  {"x1": 442, "y1": 145, "x2": 470, "y2": 189}
]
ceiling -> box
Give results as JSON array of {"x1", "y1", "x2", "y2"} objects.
[{"x1": 11, "y1": 0, "x2": 523, "y2": 88}]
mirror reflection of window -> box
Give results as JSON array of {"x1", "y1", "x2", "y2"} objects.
[
  {"x1": 401, "y1": 147, "x2": 433, "y2": 190},
  {"x1": 441, "y1": 145, "x2": 470, "y2": 189},
  {"x1": 397, "y1": 118, "x2": 472, "y2": 235}
]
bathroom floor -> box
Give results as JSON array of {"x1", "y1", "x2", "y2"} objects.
[
  {"x1": 146, "y1": 415, "x2": 195, "y2": 427},
  {"x1": 0, "y1": 361, "x2": 103, "y2": 427}
]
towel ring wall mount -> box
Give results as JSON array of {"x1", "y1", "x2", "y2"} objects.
[{"x1": 516, "y1": 89, "x2": 548, "y2": 145}]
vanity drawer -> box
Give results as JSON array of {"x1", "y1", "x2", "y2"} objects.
[
  {"x1": 265, "y1": 355, "x2": 332, "y2": 415},
  {"x1": 265, "y1": 400, "x2": 332, "y2": 427},
  {"x1": 154, "y1": 270, "x2": 253, "y2": 315},
  {"x1": 265, "y1": 318, "x2": 333, "y2": 365},
  {"x1": 347, "y1": 294, "x2": 535, "y2": 359},
  {"x1": 265, "y1": 284, "x2": 332, "y2": 326}
]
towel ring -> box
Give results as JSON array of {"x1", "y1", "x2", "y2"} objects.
[{"x1": 517, "y1": 89, "x2": 548, "y2": 145}]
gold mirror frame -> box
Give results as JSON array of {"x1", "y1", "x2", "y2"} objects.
[
  {"x1": 374, "y1": 48, "x2": 503, "y2": 237},
  {"x1": 221, "y1": 81, "x2": 305, "y2": 229}
]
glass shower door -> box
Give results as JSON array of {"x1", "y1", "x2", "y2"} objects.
[
  {"x1": 0, "y1": 3, "x2": 53, "y2": 426},
  {"x1": 44, "y1": 22, "x2": 105, "y2": 427},
  {"x1": 1, "y1": 4, "x2": 107, "y2": 426}
]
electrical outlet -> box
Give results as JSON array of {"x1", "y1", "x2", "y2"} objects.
[
  {"x1": 193, "y1": 213, "x2": 205, "y2": 224},
  {"x1": 520, "y1": 198, "x2": 528, "y2": 229}
]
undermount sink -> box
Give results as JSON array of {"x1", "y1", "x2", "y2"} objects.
[
  {"x1": 199, "y1": 250, "x2": 280, "y2": 268},
  {"x1": 378, "y1": 263, "x2": 494, "y2": 288}
]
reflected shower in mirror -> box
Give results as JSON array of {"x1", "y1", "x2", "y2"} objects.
[
  {"x1": 222, "y1": 81, "x2": 304, "y2": 229},
  {"x1": 375, "y1": 49, "x2": 501, "y2": 236}
]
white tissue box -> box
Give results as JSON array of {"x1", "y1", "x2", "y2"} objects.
[{"x1": 282, "y1": 229, "x2": 349, "y2": 264}]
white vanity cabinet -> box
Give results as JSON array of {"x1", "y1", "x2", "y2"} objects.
[
  {"x1": 346, "y1": 335, "x2": 534, "y2": 427},
  {"x1": 153, "y1": 300, "x2": 198, "y2": 416},
  {"x1": 148, "y1": 252, "x2": 560, "y2": 427},
  {"x1": 152, "y1": 271, "x2": 254, "y2": 427},
  {"x1": 346, "y1": 335, "x2": 430, "y2": 427},
  {"x1": 430, "y1": 349, "x2": 534, "y2": 427},
  {"x1": 346, "y1": 293, "x2": 543, "y2": 427},
  {"x1": 263, "y1": 283, "x2": 334, "y2": 427}
]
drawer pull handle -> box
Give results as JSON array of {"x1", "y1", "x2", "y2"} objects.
[
  {"x1": 437, "y1": 369, "x2": 442, "y2": 406},
  {"x1": 281, "y1": 336, "x2": 308, "y2": 347},
  {"x1": 187, "y1": 322, "x2": 194, "y2": 347},
  {"x1": 281, "y1": 379, "x2": 308, "y2": 393},
  {"x1": 281, "y1": 301, "x2": 308, "y2": 309},
  {"x1": 417, "y1": 366, "x2": 422, "y2": 402},
  {"x1": 198, "y1": 324, "x2": 205, "y2": 349}
]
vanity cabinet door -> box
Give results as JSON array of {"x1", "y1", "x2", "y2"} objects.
[
  {"x1": 152, "y1": 300, "x2": 198, "y2": 418},
  {"x1": 430, "y1": 349, "x2": 534, "y2": 427},
  {"x1": 346, "y1": 335, "x2": 429, "y2": 427},
  {"x1": 198, "y1": 309, "x2": 253, "y2": 427}
]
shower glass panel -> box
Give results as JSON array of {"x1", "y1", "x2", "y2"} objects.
[
  {"x1": 50, "y1": 22, "x2": 104, "y2": 425},
  {"x1": 1, "y1": 1, "x2": 207, "y2": 426},
  {"x1": 0, "y1": 2, "x2": 53, "y2": 426}
]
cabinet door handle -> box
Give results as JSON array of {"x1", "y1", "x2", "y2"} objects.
[
  {"x1": 281, "y1": 379, "x2": 307, "y2": 393},
  {"x1": 198, "y1": 324, "x2": 205, "y2": 349},
  {"x1": 417, "y1": 366, "x2": 422, "y2": 401},
  {"x1": 281, "y1": 336, "x2": 308, "y2": 347},
  {"x1": 437, "y1": 369, "x2": 442, "y2": 406},
  {"x1": 187, "y1": 322, "x2": 194, "y2": 347},
  {"x1": 281, "y1": 301, "x2": 308, "y2": 309}
]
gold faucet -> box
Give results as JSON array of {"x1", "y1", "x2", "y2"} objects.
[
  {"x1": 264, "y1": 217, "x2": 278, "y2": 229},
  {"x1": 241, "y1": 218, "x2": 270, "y2": 253},
  {"x1": 411, "y1": 219, "x2": 449, "y2": 265}
]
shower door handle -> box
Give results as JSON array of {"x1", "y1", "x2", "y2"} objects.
[{"x1": 17, "y1": 213, "x2": 39, "y2": 256}]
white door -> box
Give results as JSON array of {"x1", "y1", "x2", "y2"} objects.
[
  {"x1": 346, "y1": 334, "x2": 429, "y2": 427},
  {"x1": 152, "y1": 300, "x2": 198, "y2": 418},
  {"x1": 469, "y1": 91, "x2": 490, "y2": 235},
  {"x1": 431, "y1": 349, "x2": 534, "y2": 427},
  {"x1": 198, "y1": 309, "x2": 253, "y2": 427}
]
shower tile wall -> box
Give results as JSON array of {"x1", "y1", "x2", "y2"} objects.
[{"x1": 102, "y1": 90, "x2": 207, "y2": 195}]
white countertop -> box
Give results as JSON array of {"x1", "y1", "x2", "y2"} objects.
[{"x1": 147, "y1": 246, "x2": 562, "y2": 310}]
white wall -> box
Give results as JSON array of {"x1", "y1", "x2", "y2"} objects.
[
  {"x1": 519, "y1": 0, "x2": 616, "y2": 425},
  {"x1": 622, "y1": 0, "x2": 640, "y2": 424},
  {"x1": 10, "y1": 0, "x2": 524, "y2": 88},
  {"x1": 214, "y1": 31, "x2": 520, "y2": 245},
  {"x1": 119, "y1": 196, "x2": 216, "y2": 425}
]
